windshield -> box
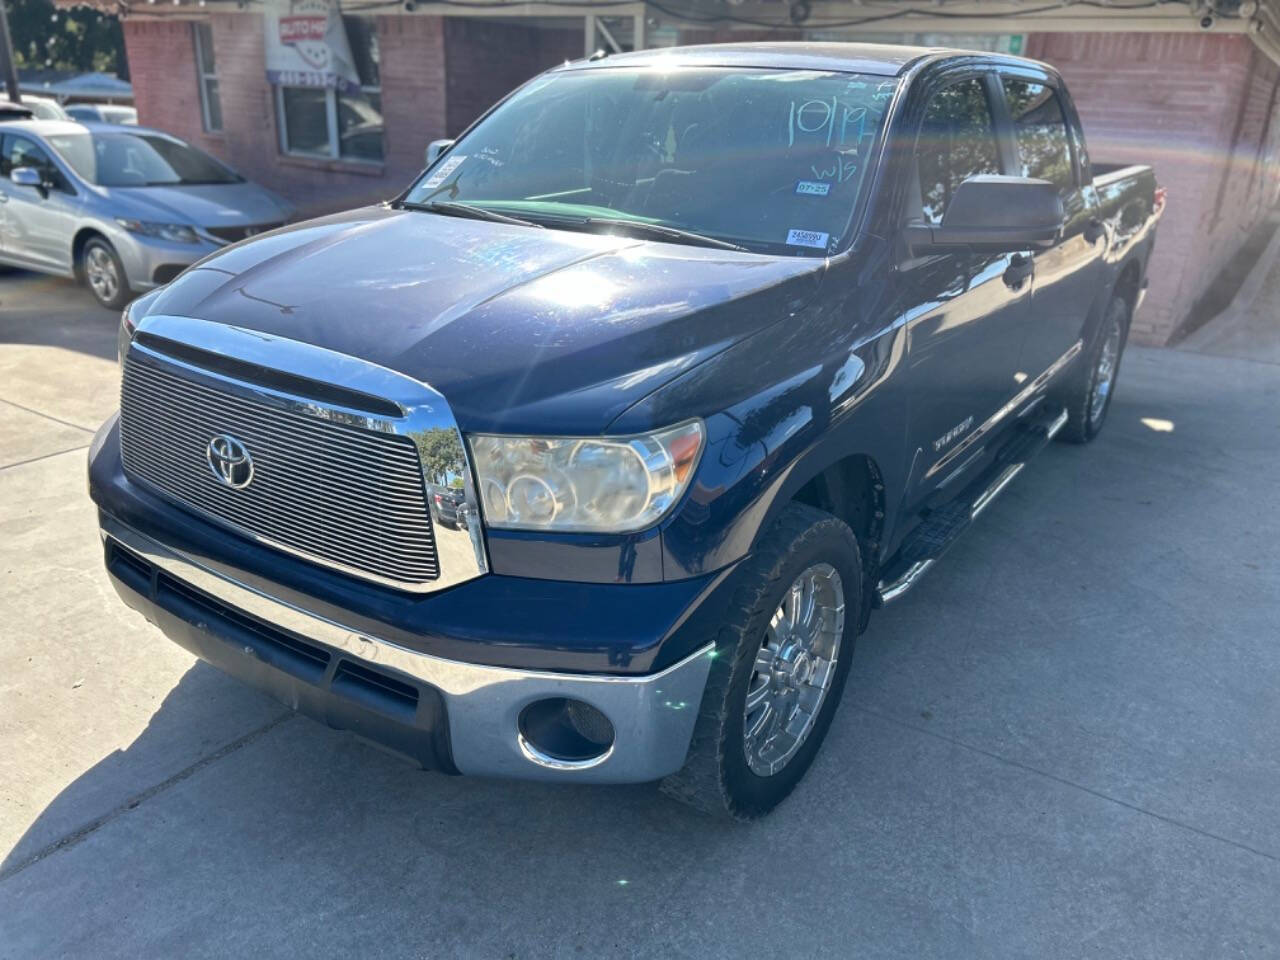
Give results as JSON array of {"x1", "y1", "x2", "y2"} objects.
[
  {"x1": 402, "y1": 67, "x2": 897, "y2": 256},
  {"x1": 46, "y1": 132, "x2": 241, "y2": 187}
]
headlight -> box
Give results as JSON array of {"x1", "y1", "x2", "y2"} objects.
[
  {"x1": 468, "y1": 420, "x2": 704, "y2": 533},
  {"x1": 118, "y1": 300, "x2": 138, "y2": 371},
  {"x1": 115, "y1": 218, "x2": 200, "y2": 244}
]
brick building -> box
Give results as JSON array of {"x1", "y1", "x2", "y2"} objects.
[{"x1": 93, "y1": 1, "x2": 1280, "y2": 344}]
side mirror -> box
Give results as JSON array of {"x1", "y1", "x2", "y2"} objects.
[
  {"x1": 10, "y1": 167, "x2": 43, "y2": 189},
  {"x1": 425, "y1": 139, "x2": 455, "y2": 167},
  {"x1": 905, "y1": 176, "x2": 1063, "y2": 254}
]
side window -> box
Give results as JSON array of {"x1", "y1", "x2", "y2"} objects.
[
  {"x1": 1001, "y1": 78, "x2": 1074, "y2": 193},
  {"x1": 193, "y1": 22, "x2": 223, "y2": 134},
  {"x1": 914, "y1": 77, "x2": 1001, "y2": 226},
  {"x1": 5, "y1": 136, "x2": 70, "y2": 193}
]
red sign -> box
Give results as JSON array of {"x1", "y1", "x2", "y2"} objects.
[{"x1": 278, "y1": 15, "x2": 327, "y2": 45}]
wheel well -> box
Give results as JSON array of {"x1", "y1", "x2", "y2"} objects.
[
  {"x1": 1114, "y1": 261, "x2": 1142, "y2": 320},
  {"x1": 71, "y1": 228, "x2": 108, "y2": 281},
  {"x1": 791, "y1": 454, "x2": 886, "y2": 569}
]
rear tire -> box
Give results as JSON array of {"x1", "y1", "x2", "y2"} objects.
[
  {"x1": 82, "y1": 237, "x2": 131, "y2": 310},
  {"x1": 1056, "y1": 293, "x2": 1129, "y2": 444},
  {"x1": 660, "y1": 503, "x2": 862, "y2": 820}
]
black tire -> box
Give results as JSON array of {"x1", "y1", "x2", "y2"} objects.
[
  {"x1": 660, "y1": 503, "x2": 862, "y2": 820},
  {"x1": 81, "y1": 236, "x2": 131, "y2": 310},
  {"x1": 1055, "y1": 293, "x2": 1130, "y2": 444}
]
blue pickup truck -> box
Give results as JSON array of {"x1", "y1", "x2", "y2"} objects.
[{"x1": 90, "y1": 43, "x2": 1160, "y2": 819}]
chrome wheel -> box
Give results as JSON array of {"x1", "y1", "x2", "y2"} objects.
[
  {"x1": 743, "y1": 563, "x2": 845, "y2": 777},
  {"x1": 1089, "y1": 313, "x2": 1123, "y2": 427},
  {"x1": 86, "y1": 245, "x2": 119, "y2": 304}
]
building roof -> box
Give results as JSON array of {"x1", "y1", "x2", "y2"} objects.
[{"x1": 19, "y1": 71, "x2": 133, "y2": 103}]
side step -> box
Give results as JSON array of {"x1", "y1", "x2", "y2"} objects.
[{"x1": 876, "y1": 405, "x2": 1068, "y2": 605}]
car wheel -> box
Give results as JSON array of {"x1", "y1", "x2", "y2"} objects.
[
  {"x1": 1056, "y1": 293, "x2": 1129, "y2": 444},
  {"x1": 660, "y1": 503, "x2": 861, "y2": 820},
  {"x1": 82, "y1": 237, "x2": 131, "y2": 310}
]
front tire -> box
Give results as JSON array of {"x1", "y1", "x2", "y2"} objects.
[
  {"x1": 82, "y1": 237, "x2": 131, "y2": 310},
  {"x1": 660, "y1": 503, "x2": 862, "y2": 820},
  {"x1": 1056, "y1": 293, "x2": 1129, "y2": 444}
]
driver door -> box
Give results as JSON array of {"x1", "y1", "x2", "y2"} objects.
[{"x1": 897, "y1": 72, "x2": 1033, "y2": 513}]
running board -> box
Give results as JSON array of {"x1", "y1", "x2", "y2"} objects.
[{"x1": 876, "y1": 407, "x2": 1068, "y2": 605}]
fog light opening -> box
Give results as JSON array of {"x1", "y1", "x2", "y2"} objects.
[{"x1": 518, "y1": 697, "x2": 616, "y2": 769}]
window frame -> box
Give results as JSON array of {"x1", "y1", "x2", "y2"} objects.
[
  {"x1": 1, "y1": 134, "x2": 76, "y2": 195},
  {"x1": 274, "y1": 16, "x2": 382, "y2": 164},
  {"x1": 193, "y1": 22, "x2": 222, "y2": 134},
  {"x1": 907, "y1": 70, "x2": 1007, "y2": 228},
  {"x1": 992, "y1": 69, "x2": 1079, "y2": 195}
]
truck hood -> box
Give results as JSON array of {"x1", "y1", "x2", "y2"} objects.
[{"x1": 146, "y1": 206, "x2": 826, "y2": 434}]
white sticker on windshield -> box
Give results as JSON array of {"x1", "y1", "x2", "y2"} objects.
[
  {"x1": 795, "y1": 181, "x2": 831, "y2": 197},
  {"x1": 786, "y1": 228, "x2": 830, "y2": 249},
  {"x1": 422, "y1": 154, "x2": 466, "y2": 189}
]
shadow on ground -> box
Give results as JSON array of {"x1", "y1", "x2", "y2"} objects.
[{"x1": 0, "y1": 270, "x2": 119, "y2": 362}]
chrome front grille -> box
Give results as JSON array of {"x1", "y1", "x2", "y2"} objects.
[{"x1": 119, "y1": 354, "x2": 440, "y2": 589}]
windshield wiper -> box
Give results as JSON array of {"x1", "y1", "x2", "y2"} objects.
[
  {"x1": 396, "y1": 200, "x2": 542, "y2": 229},
  {"x1": 582, "y1": 218, "x2": 748, "y2": 252}
]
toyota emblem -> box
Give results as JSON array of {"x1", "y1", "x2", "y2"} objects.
[{"x1": 206, "y1": 434, "x2": 254, "y2": 489}]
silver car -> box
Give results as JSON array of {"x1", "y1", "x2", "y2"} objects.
[{"x1": 0, "y1": 120, "x2": 294, "y2": 308}]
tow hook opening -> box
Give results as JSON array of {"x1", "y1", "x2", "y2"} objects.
[{"x1": 518, "y1": 697, "x2": 615, "y2": 769}]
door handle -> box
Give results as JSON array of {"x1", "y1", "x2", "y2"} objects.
[
  {"x1": 1084, "y1": 217, "x2": 1104, "y2": 244},
  {"x1": 1003, "y1": 253, "x2": 1033, "y2": 289}
]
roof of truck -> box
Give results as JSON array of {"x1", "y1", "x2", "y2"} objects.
[{"x1": 562, "y1": 42, "x2": 1044, "y2": 78}]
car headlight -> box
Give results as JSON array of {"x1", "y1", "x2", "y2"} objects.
[
  {"x1": 468, "y1": 420, "x2": 705, "y2": 533},
  {"x1": 115, "y1": 218, "x2": 200, "y2": 244}
]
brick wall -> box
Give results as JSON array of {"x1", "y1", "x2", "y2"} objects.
[
  {"x1": 1026, "y1": 32, "x2": 1280, "y2": 344},
  {"x1": 123, "y1": 19, "x2": 205, "y2": 147}
]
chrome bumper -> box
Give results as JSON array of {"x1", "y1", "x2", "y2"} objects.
[{"x1": 100, "y1": 514, "x2": 713, "y2": 784}]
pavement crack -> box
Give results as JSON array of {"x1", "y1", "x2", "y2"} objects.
[
  {"x1": 0, "y1": 444, "x2": 91, "y2": 472},
  {"x1": 0, "y1": 712, "x2": 294, "y2": 884},
  {"x1": 0, "y1": 397, "x2": 97, "y2": 435},
  {"x1": 853, "y1": 704, "x2": 1280, "y2": 866}
]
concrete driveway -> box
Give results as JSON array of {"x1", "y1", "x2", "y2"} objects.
[{"x1": 1, "y1": 270, "x2": 1278, "y2": 959}]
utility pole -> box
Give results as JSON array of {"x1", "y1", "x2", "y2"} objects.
[{"x1": 0, "y1": 0, "x2": 20, "y2": 103}]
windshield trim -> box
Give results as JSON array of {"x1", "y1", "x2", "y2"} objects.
[{"x1": 399, "y1": 65, "x2": 900, "y2": 260}]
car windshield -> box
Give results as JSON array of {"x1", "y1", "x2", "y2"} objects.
[
  {"x1": 402, "y1": 66, "x2": 897, "y2": 256},
  {"x1": 45, "y1": 131, "x2": 241, "y2": 186}
]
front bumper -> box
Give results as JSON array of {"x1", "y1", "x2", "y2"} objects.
[
  {"x1": 113, "y1": 229, "x2": 215, "y2": 290},
  {"x1": 100, "y1": 512, "x2": 715, "y2": 783}
]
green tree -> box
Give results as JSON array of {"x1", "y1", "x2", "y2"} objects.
[
  {"x1": 412, "y1": 427, "x2": 465, "y2": 487},
  {"x1": 9, "y1": 0, "x2": 128, "y2": 78}
]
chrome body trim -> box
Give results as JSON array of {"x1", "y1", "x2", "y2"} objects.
[
  {"x1": 878, "y1": 407, "x2": 1068, "y2": 605},
  {"x1": 877, "y1": 558, "x2": 934, "y2": 604},
  {"x1": 122, "y1": 314, "x2": 488, "y2": 594},
  {"x1": 926, "y1": 339, "x2": 1082, "y2": 482},
  {"x1": 100, "y1": 514, "x2": 714, "y2": 784},
  {"x1": 517, "y1": 733, "x2": 615, "y2": 772}
]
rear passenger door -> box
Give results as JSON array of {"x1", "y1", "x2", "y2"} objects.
[
  {"x1": 996, "y1": 73, "x2": 1104, "y2": 379},
  {"x1": 899, "y1": 71, "x2": 1032, "y2": 510}
]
